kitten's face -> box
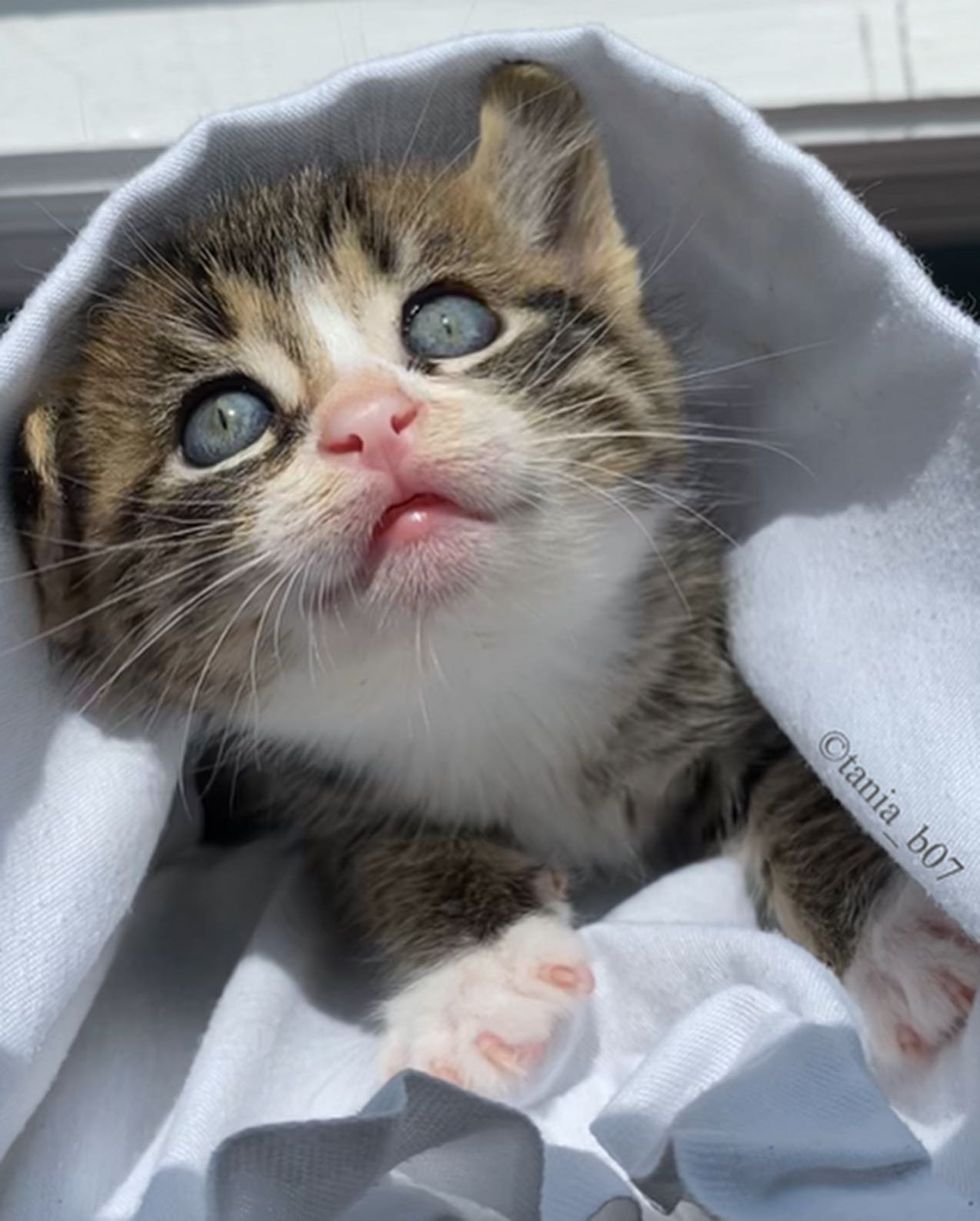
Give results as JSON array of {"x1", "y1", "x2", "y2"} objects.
[{"x1": 13, "y1": 64, "x2": 683, "y2": 714}]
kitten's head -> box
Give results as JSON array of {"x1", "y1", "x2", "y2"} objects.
[{"x1": 11, "y1": 63, "x2": 684, "y2": 714}]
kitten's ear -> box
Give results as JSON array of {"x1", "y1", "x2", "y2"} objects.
[
  {"x1": 466, "y1": 62, "x2": 639, "y2": 304},
  {"x1": 10, "y1": 396, "x2": 77, "y2": 640}
]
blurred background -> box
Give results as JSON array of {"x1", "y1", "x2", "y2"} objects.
[{"x1": 1, "y1": 0, "x2": 979, "y2": 318}]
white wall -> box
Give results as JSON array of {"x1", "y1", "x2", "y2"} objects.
[{"x1": 2, "y1": 0, "x2": 979, "y2": 304}]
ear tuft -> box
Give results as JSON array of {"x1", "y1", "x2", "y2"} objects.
[
  {"x1": 480, "y1": 61, "x2": 592, "y2": 162},
  {"x1": 466, "y1": 62, "x2": 640, "y2": 304},
  {"x1": 10, "y1": 402, "x2": 56, "y2": 529},
  {"x1": 9, "y1": 396, "x2": 77, "y2": 641}
]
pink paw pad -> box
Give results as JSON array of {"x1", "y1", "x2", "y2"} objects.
[
  {"x1": 896, "y1": 1023, "x2": 928, "y2": 1056},
  {"x1": 937, "y1": 969, "x2": 976, "y2": 1016},
  {"x1": 476, "y1": 1032, "x2": 547, "y2": 1074},
  {"x1": 428, "y1": 1061, "x2": 464, "y2": 1086},
  {"x1": 378, "y1": 913, "x2": 594, "y2": 1098},
  {"x1": 538, "y1": 962, "x2": 595, "y2": 994},
  {"x1": 845, "y1": 878, "x2": 980, "y2": 1068}
]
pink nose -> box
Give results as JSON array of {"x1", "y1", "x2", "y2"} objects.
[{"x1": 317, "y1": 374, "x2": 422, "y2": 471}]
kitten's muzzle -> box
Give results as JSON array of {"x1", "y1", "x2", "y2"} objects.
[{"x1": 315, "y1": 371, "x2": 494, "y2": 556}]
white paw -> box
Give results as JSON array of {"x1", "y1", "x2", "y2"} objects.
[
  {"x1": 845, "y1": 876, "x2": 979, "y2": 1064},
  {"x1": 379, "y1": 912, "x2": 594, "y2": 1098}
]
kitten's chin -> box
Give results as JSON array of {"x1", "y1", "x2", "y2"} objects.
[{"x1": 354, "y1": 508, "x2": 496, "y2": 613}]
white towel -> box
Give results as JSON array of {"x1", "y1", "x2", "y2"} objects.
[{"x1": 0, "y1": 25, "x2": 978, "y2": 1219}]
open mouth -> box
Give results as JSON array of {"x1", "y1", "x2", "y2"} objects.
[
  {"x1": 368, "y1": 491, "x2": 490, "y2": 555},
  {"x1": 372, "y1": 492, "x2": 456, "y2": 540}
]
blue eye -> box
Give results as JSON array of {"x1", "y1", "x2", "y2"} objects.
[
  {"x1": 181, "y1": 384, "x2": 273, "y2": 468},
  {"x1": 403, "y1": 289, "x2": 499, "y2": 360}
]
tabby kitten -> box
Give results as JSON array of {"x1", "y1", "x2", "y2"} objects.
[{"x1": 12, "y1": 63, "x2": 977, "y2": 1096}]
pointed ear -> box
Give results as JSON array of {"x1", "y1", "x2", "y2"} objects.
[
  {"x1": 9, "y1": 395, "x2": 78, "y2": 642},
  {"x1": 465, "y1": 62, "x2": 640, "y2": 305}
]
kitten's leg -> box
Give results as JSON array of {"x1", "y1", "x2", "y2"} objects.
[
  {"x1": 744, "y1": 751, "x2": 979, "y2": 1063},
  {"x1": 320, "y1": 834, "x2": 594, "y2": 1097}
]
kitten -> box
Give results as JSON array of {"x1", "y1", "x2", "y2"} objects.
[{"x1": 11, "y1": 63, "x2": 977, "y2": 1096}]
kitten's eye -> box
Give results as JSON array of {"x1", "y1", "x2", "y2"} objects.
[
  {"x1": 181, "y1": 385, "x2": 273, "y2": 468},
  {"x1": 402, "y1": 288, "x2": 499, "y2": 360}
]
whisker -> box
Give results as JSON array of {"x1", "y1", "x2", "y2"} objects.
[
  {"x1": 297, "y1": 558, "x2": 325, "y2": 682},
  {"x1": 248, "y1": 567, "x2": 296, "y2": 716},
  {"x1": 551, "y1": 457, "x2": 738, "y2": 547},
  {"x1": 178, "y1": 567, "x2": 283, "y2": 769},
  {"x1": 52, "y1": 469, "x2": 254, "y2": 516},
  {"x1": 414, "y1": 613, "x2": 432, "y2": 742},
  {"x1": 72, "y1": 546, "x2": 261, "y2": 710},
  {"x1": 3, "y1": 537, "x2": 258, "y2": 659},
  {"x1": 546, "y1": 468, "x2": 692, "y2": 618},
  {"x1": 424, "y1": 619, "x2": 449, "y2": 692},
  {"x1": 272, "y1": 564, "x2": 304, "y2": 677},
  {"x1": 14, "y1": 517, "x2": 236, "y2": 553},
  {"x1": 671, "y1": 342, "x2": 831, "y2": 387},
  {"x1": 529, "y1": 429, "x2": 813, "y2": 476}
]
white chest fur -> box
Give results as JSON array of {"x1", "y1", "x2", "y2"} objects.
[{"x1": 254, "y1": 524, "x2": 655, "y2": 863}]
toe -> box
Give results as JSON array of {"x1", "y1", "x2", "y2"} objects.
[
  {"x1": 538, "y1": 962, "x2": 595, "y2": 995},
  {"x1": 938, "y1": 969, "x2": 976, "y2": 1016},
  {"x1": 476, "y1": 1031, "x2": 546, "y2": 1074},
  {"x1": 428, "y1": 1061, "x2": 464, "y2": 1086},
  {"x1": 895, "y1": 1023, "x2": 929, "y2": 1056}
]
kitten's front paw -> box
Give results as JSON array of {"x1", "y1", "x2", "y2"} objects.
[
  {"x1": 379, "y1": 912, "x2": 594, "y2": 1098},
  {"x1": 845, "y1": 876, "x2": 979, "y2": 1064}
]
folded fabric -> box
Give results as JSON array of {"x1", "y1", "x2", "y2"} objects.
[
  {"x1": 3, "y1": 844, "x2": 976, "y2": 1219},
  {"x1": 0, "y1": 23, "x2": 978, "y2": 1220}
]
